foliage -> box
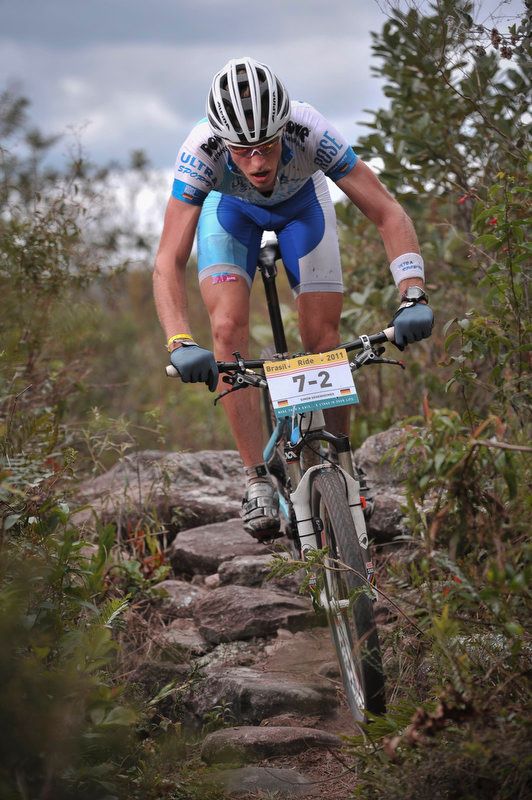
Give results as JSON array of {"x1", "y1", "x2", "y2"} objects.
[
  {"x1": 0, "y1": 507, "x2": 138, "y2": 799},
  {"x1": 333, "y1": 3, "x2": 532, "y2": 798},
  {"x1": 0, "y1": 91, "x2": 229, "y2": 799}
]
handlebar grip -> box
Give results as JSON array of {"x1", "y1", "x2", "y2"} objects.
[
  {"x1": 166, "y1": 364, "x2": 180, "y2": 377},
  {"x1": 383, "y1": 326, "x2": 395, "y2": 342}
]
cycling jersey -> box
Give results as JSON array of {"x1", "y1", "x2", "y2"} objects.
[
  {"x1": 171, "y1": 101, "x2": 358, "y2": 295},
  {"x1": 172, "y1": 100, "x2": 357, "y2": 207}
]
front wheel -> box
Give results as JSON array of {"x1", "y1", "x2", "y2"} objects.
[{"x1": 311, "y1": 468, "x2": 386, "y2": 722}]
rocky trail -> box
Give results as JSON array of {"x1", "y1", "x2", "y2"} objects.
[{"x1": 75, "y1": 429, "x2": 411, "y2": 799}]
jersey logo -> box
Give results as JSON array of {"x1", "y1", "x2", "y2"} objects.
[
  {"x1": 200, "y1": 136, "x2": 225, "y2": 161},
  {"x1": 285, "y1": 121, "x2": 310, "y2": 142},
  {"x1": 314, "y1": 130, "x2": 344, "y2": 171}
]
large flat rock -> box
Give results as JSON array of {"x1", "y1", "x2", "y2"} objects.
[
  {"x1": 201, "y1": 725, "x2": 342, "y2": 764},
  {"x1": 186, "y1": 667, "x2": 339, "y2": 725},
  {"x1": 73, "y1": 449, "x2": 244, "y2": 534},
  {"x1": 193, "y1": 585, "x2": 316, "y2": 644},
  {"x1": 169, "y1": 519, "x2": 274, "y2": 575}
]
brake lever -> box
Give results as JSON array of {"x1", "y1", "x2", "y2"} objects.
[
  {"x1": 214, "y1": 370, "x2": 267, "y2": 404},
  {"x1": 214, "y1": 381, "x2": 248, "y2": 405},
  {"x1": 371, "y1": 356, "x2": 406, "y2": 369},
  {"x1": 350, "y1": 349, "x2": 405, "y2": 371}
]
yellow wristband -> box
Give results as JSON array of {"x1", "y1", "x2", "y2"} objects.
[{"x1": 167, "y1": 333, "x2": 194, "y2": 349}]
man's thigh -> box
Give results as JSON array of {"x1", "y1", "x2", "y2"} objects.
[
  {"x1": 197, "y1": 192, "x2": 265, "y2": 289},
  {"x1": 276, "y1": 174, "x2": 343, "y2": 296}
]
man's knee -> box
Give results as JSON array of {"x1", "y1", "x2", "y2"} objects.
[
  {"x1": 298, "y1": 292, "x2": 342, "y2": 353},
  {"x1": 302, "y1": 324, "x2": 340, "y2": 353},
  {"x1": 210, "y1": 310, "x2": 249, "y2": 350}
]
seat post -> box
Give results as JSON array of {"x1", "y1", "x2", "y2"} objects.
[{"x1": 257, "y1": 244, "x2": 288, "y2": 355}]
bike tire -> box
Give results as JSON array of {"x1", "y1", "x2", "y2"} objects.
[{"x1": 310, "y1": 467, "x2": 386, "y2": 721}]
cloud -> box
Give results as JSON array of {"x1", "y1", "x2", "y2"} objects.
[
  {"x1": 0, "y1": 31, "x2": 382, "y2": 168},
  {"x1": 3, "y1": 0, "x2": 523, "y2": 170}
]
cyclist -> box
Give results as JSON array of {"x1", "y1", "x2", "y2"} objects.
[{"x1": 153, "y1": 57, "x2": 433, "y2": 541}]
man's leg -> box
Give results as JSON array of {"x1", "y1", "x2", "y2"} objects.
[
  {"x1": 297, "y1": 291, "x2": 350, "y2": 436},
  {"x1": 201, "y1": 274, "x2": 281, "y2": 538},
  {"x1": 200, "y1": 275, "x2": 264, "y2": 466}
]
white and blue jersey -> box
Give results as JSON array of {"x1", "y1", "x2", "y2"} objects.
[{"x1": 172, "y1": 101, "x2": 357, "y2": 294}]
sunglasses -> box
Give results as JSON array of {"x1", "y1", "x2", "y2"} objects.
[{"x1": 227, "y1": 137, "x2": 281, "y2": 159}]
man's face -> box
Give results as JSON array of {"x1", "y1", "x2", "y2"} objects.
[{"x1": 227, "y1": 137, "x2": 282, "y2": 192}]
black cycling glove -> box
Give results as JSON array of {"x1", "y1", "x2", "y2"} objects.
[
  {"x1": 392, "y1": 303, "x2": 434, "y2": 350},
  {"x1": 170, "y1": 343, "x2": 219, "y2": 392}
]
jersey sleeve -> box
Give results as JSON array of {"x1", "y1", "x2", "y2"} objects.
[
  {"x1": 300, "y1": 103, "x2": 358, "y2": 182},
  {"x1": 171, "y1": 120, "x2": 224, "y2": 206}
]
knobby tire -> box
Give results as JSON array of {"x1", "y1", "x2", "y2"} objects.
[{"x1": 311, "y1": 468, "x2": 386, "y2": 721}]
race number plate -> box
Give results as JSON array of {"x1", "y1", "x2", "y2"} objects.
[{"x1": 264, "y1": 348, "x2": 358, "y2": 419}]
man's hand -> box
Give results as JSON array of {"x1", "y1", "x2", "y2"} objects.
[
  {"x1": 170, "y1": 344, "x2": 219, "y2": 392},
  {"x1": 392, "y1": 304, "x2": 434, "y2": 349}
]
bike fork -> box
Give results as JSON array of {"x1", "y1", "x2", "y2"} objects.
[{"x1": 290, "y1": 465, "x2": 377, "y2": 597}]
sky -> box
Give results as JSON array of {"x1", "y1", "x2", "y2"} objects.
[
  {"x1": 1, "y1": 0, "x2": 391, "y2": 170},
  {"x1": 0, "y1": 0, "x2": 524, "y2": 226}
]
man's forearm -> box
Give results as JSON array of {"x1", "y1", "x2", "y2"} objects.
[
  {"x1": 153, "y1": 256, "x2": 191, "y2": 341},
  {"x1": 377, "y1": 206, "x2": 426, "y2": 296}
]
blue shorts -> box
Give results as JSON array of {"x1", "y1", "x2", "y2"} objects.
[{"x1": 197, "y1": 173, "x2": 343, "y2": 296}]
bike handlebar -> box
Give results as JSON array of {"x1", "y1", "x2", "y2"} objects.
[{"x1": 165, "y1": 326, "x2": 396, "y2": 378}]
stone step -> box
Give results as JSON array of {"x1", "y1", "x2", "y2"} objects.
[
  {"x1": 185, "y1": 667, "x2": 339, "y2": 726},
  {"x1": 201, "y1": 725, "x2": 342, "y2": 765},
  {"x1": 193, "y1": 584, "x2": 318, "y2": 644},
  {"x1": 169, "y1": 518, "x2": 276, "y2": 575},
  {"x1": 218, "y1": 552, "x2": 302, "y2": 592}
]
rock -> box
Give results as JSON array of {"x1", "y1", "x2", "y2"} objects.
[
  {"x1": 318, "y1": 661, "x2": 341, "y2": 679},
  {"x1": 169, "y1": 519, "x2": 273, "y2": 576},
  {"x1": 218, "y1": 553, "x2": 303, "y2": 592},
  {"x1": 186, "y1": 667, "x2": 339, "y2": 725},
  {"x1": 196, "y1": 640, "x2": 261, "y2": 671},
  {"x1": 355, "y1": 427, "x2": 410, "y2": 487},
  {"x1": 193, "y1": 585, "x2": 316, "y2": 644},
  {"x1": 367, "y1": 489, "x2": 409, "y2": 541},
  {"x1": 127, "y1": 660, "x2": 191, "y2": 717},
  {"x1": 204, "y1": 574, "x2": 221, "y2": 590},
  {"x1": 218, "y1": 553, "x2": 276, "y2": 586},
  {"x1": 354, "y1": 428, "x2": 412, "y2": 540},
  {"x1": 201, "y1": 725, "x2": 342, "y2": 764},
  {"x1": 259, "y1": 712, "x2": 321, "y2": 728},
  {"x1": 127, "y1": 660, "x2": 190, "y2": 695},
  {"x1": 152, "y1": 579, "x2": 207, "y2": 618},
  {"x1": 156, "y1": 618, "x2": 210, "y2": 656},
  {"x1": 73, "y1": 449, "x2": 244, "y2": 534},
  {"x1": 207, "y1": 766, "x2": 318, "y2": 797}
]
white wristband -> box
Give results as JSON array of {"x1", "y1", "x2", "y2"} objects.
[{"x1": 390, "y1": 252, "x2": 425, "y2": 287}]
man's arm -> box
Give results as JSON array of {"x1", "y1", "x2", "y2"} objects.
[
  {"x1": 153, "y1": 196, "x2": 202, "y2": 340},
  {"x1": 335, "y1": 159, "x2": 424, "y2": 296},
  {"x1": 336, "y1": 158, "x2": 433, "y2": 348}
]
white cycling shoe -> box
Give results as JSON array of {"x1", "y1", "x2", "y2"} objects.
[{"x1": 241, "y1": 480, "x2": 282, "y2": 542}]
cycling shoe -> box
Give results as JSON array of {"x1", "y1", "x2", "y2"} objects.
[{"x1": 241, "y1": 480, "x2": 282, "y2": 542}]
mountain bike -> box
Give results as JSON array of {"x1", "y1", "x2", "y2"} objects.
[{"x1": 167, "y1": 241, "x2": 406, "y2": 723}]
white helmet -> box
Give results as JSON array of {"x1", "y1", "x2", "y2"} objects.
[{"x1": 207, "y1": 57, "x2": 291, "y2": 145}]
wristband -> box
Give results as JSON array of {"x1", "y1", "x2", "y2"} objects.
[
  {"x1": 389, "y1": 252, "x2": 424, "y2": 287},
  {"x1": 167, "y1": 333, "x2": 194, "y2": 351}
]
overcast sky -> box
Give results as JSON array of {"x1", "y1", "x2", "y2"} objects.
[{"x1": 1, "y1": 0, "x2": 524, "y2": 173}]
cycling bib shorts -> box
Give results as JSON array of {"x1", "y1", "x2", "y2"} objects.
[{"x1": 197, "y1": 172, "x2": 343, "y2": 295}]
